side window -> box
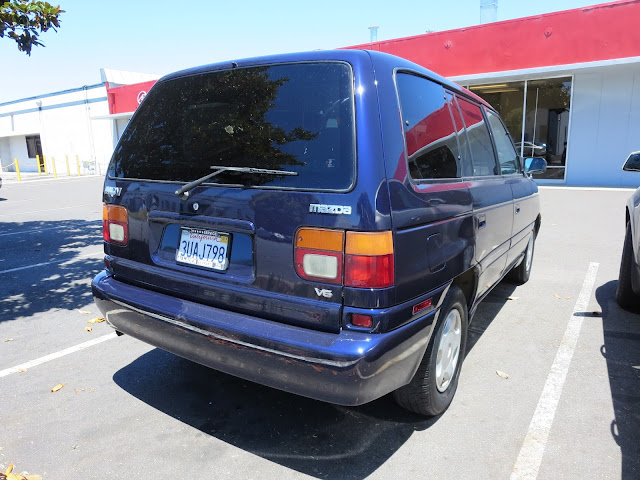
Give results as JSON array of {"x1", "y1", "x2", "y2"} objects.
[
  {"x1": 486, "y1": 109, "x2": 520, "y2": 174},
  {"x1": 457, "y1": 97, "x2": 498, "y2": 177},
  {"x1": 447, "y1": 92, "x2": 474, "y2": 177},
  {"x1": 396, "y1": 73, "x2": 461, "y2": 180}
]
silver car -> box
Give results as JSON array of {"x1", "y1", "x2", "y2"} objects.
[{"x1": 617, "y1": 151, "x2": 640, "y2": 310}]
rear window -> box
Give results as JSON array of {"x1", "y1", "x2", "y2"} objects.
[{"x1": 108, "y1": 62, "x2": 355, "y2": 190}]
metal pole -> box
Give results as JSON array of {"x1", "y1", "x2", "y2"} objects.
[
  {"x1": 52, "y1": 156, "x2": 58, "y2": 178},
  {"x1": 36, "y1": 155, "x2": 42, "y2": 175},
  {"x1": 43, "y1": 155, "x2": 48, "y2": 175},
  {"x1": 76, "y1": 155, "x2": 81, "y2": 176},
  {"x1": 65, "y1": 155, "x2": 70, "y2": 176},
  {"x1": 14, "y1": 158, "x2": 21, "y2": 182}
]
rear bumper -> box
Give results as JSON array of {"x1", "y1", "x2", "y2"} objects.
[{"x1": 92, "y1": 271, "x2": 438, "y2": 406}]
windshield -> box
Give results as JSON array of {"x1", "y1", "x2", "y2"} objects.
[{"x1": 108, "y1": 62, "x2": 356, "y2": 190}]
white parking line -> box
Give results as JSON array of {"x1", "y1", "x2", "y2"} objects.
[
  {"x1": 0, "y1": 224, "x2": 100, "y2": 237},
  {"x1": 0, "y1": 332, "x2": 118, "y2": 378},
  {"x1": 0, "y1": 251, "x2": 103, "y2": 275},
  {"x1": 511, "y1": 262, "x2": 600, "y2": 480},
  {"x1": 0, "y1": 203, "x2": 97, "y2": 217}
]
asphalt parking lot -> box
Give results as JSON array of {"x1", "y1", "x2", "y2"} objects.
[{"x1": 0, "y1": 177, "x2": 639, "y2": 480}]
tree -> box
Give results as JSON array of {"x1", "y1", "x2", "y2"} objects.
[{"x1": 0, "y1": 1, "x2": 63, "y2": 55}]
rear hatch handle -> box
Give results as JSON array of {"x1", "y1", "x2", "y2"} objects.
[{"x1": 175, "y1": 165, "x2": 298, "y2": 198}]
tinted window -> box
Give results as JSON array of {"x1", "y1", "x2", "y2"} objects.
[
  {"x1": 396, "y1": 73, "x2": 461, "y2": 180},
  {"x1": 486, "y1": 110, "x2": 519, "y2": 174},
  {"x1": 447, "y1": 93, "x2": 474, "y2": 177},
  {"x1": 457, "y1": 97, "x2": 497, "y2": 177},
  {"x1": 109, "y1": 63, "x2": 355, "y2": 190}
]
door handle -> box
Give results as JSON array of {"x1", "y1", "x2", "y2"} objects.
[
  {"x1": 477, "y1": 214, "x2": 486, "y2": 229},
  {"x1": 515, "y1": 203, "x2": 521, "y2": 214}
]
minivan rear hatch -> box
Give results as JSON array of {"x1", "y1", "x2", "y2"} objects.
[{"x1": 104, "y1": 61, "x2": 359, "y2": 332}]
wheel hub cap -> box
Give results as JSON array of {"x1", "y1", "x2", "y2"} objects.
[{"x1": 436, "y1": 309, "x2": 462, "y2": 393}]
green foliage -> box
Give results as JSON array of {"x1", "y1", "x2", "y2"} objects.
[{"x1": 0, "y1": 1, "x2": 64, "y2": 55}]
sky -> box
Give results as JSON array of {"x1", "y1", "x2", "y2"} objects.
[{"x1": 0, "y1": 0, "x2": 611, "y2": 103}]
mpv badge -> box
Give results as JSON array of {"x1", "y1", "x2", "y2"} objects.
[
  {"x1": 104, "y1": 186, "x2": 122, "y2": 197},
  {"x1": 309, "y1": 204, "x2": 352, "y2": 215},
  {"x1": 192, "y1": 202, "x2": 199, "y2": 211}
]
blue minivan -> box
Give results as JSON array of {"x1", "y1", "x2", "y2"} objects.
[{"x1": 93, "y1": 50, "x2": 545, "y2": 416}]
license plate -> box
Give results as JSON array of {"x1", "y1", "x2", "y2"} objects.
[{"x1": 176, "y1": 228, "x2": 231, "y2": 271}]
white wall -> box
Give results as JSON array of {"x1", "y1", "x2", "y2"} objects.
[
  {"x1": 0, "y1": 85, "x2": 113, "y2": 174},
  {"x1": 568, "y1": 63, "x2": 640, "y2": 187}
]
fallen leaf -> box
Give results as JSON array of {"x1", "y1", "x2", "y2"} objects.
[
  {"x1": 506, "y1": 296, "x2": 519, "y2": 301},
  {"x1": 51, "y1": 383, "x2": 66, "y2": 393},
  {"x1": 496, "y1": 370, "x2": 509, "y2": 379},
  {"x1": 5, "y1": 463, "x2": 14, "y2": 475},
  {"x1": 3, "y1": 339, "x2": 14, "y2": 343},
  {"x1": 16, "y1": 369, "x2": 27, "y2": 374},
  {"x1": 554, "y1": 293, "x2": 562, "y2": 299},
  {"x1": 85, "y1": 326, "x2": 93, "y2": 332},
  {"x1": 87, "y1": 317, "x2": 105, "y2": 324},
  {"x1": 565, "y1": 297, "x2": 571, "y2": 300},
  {"x1": 77, "y1": 310, "x2": 92, "y2": 315}
]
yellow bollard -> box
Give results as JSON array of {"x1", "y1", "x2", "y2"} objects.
[
  {"x1": 52, "y1": 156, "x2": 58, "y2": 178},
  {"x1": 36, "y1": 155, "x2": 42, "y2": 175},
  {"x1": 43, "y1": 155, "x2": 48, "y2": 175},
  {"x1": 14, "y1": 158, "x2": 21, "y2": 182},
  {"x1": 65, "y1": 155, "x2": 70, "y2": 177},
  {"x1": 76, "y1": 155, "x2": 81, "y2": 176}
]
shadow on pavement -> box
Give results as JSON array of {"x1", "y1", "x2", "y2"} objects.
[
  {"x1": 596, "y1": 280, "x2": 640, "y2": 479},
  {"x1": 0, "y1": 220, "x2": 103, "y2": 323},
  {"x1": 113, "y1": 279, "x2": 519, "y2": 479}
]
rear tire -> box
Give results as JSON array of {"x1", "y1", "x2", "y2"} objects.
[
  {"x1": 507, "y1": 233, "x2": 535, "y2": 285},
  {"x1": 393, "y1": 286, "x2": 468, "y2": 417},
  {"x1": 616, "y1": 222, "x2": 640, "y2": 310}
]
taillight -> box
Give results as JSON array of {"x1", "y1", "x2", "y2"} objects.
[
  {"x1": 294, "y1": 228, "x2": 395, "y2": 289},
  {"x1": 344, "y1": 231, "x2": 394, "y2": 288},
  {"x1": 103, "y1": 205, "x2": 129, "y2": 245},
  {"x1": 295, "y1": 228, "x2": 344, "y2": 284}
]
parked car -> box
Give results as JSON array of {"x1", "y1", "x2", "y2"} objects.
[
  {"x1": 92, "y1": 50, "x2": 545, "y2": 416},
  {"x1": 515, "y1": 141, "x2": 547, "y2": 157},
  {"x1": 616, "y1": 151, "x2": 640, "y2": 310}
]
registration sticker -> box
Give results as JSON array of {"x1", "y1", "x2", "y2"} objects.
[{"x1": 176, "y1": 228, "x2": 231, "y2": 271}]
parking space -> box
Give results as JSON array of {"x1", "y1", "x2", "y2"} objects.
[{"x1": 0, "y1": 179, "x2": 638, "y2": 479}]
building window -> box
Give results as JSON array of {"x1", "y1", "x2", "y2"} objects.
[
  {"x1": 470, "y1": 77, "x2": 572, "y2": 180},
  {"x1": 25, "y1": 135, "x2": 42, "y2": 159}
]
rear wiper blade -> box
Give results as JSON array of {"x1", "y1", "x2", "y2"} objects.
[{"x1": 175, "y1": 165, "x2": 298, "y2": 198}]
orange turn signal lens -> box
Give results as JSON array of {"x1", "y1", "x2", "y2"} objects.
[
  {"x1": 296, "y1": 228, "x2": 344, "y2": 252},
  {"x1": 345, "y1": 231, "x2": 393, "y2": 255}
]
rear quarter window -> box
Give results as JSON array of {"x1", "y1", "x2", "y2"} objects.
[
  {"x1": 457, "y1": 97, "x2": 498, "y2": 177},
  {"x1": 109, "y1": 62, "x2": 356, "y2": 191},
  {"x1": 396, "y1": 73, "x2": 462, "y2": 180}
]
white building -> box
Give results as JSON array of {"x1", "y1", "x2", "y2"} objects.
[{"x1": 0, "y1": 69, "x2": 158, "y2": 176}]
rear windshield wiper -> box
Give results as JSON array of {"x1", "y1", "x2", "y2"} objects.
[{"x1": 175, "y1": 165, "x2": 298, "y2": 198}]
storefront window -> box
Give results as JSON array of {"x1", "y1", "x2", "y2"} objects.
[
  {"x1": 469, "y1": 77, "x2": 572, "y2": 181},
  {"x1": 469, "y1": 82, "x2": 525, "y2": 143},
  {"x1": 524, "y1": 78, "x2": 571, "y2": 180}
]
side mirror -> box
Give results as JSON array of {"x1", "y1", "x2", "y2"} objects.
[
  {"x1": 524, "y1": 157, "x2": 547, "y2": 175},
  {"x1": 623, "y1": 152, "x2": 640, "y2": 172}
]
